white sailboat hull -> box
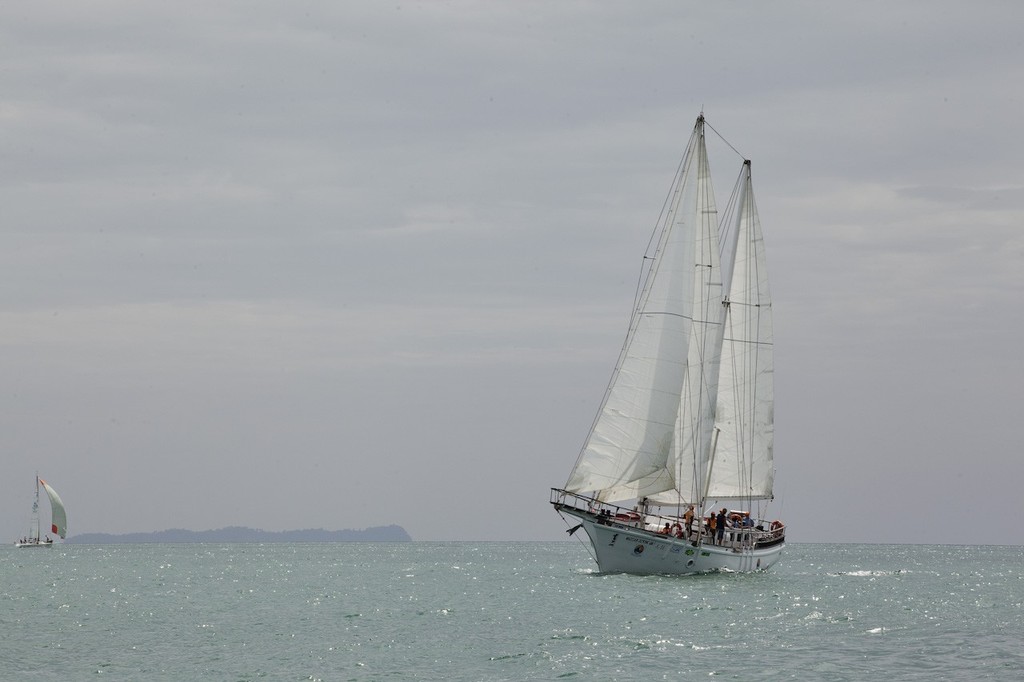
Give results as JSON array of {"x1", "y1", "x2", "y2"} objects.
[{"x1": 557, "y1": 505, "x2": 784, "y2": 575}]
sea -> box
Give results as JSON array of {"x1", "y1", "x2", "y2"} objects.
[{"x1": 1, "y1": 542, "x2": 1021, "y2": 681}]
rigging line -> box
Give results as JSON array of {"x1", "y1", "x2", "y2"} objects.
[
  {"x1": 703, "y1": 118, "x2": 747, "y2": 161},
  {"x1": 631, "y1": 133, "x2": 698, "y2": 319},
  {"x1": 642, "y1": 310, "x2": 700, "y2": 321},
  {"x1": 556, "y1": 511, "x2": 599, "y2": 564},
  {"x1": 630, "y1": 117, "x2": 707, "y2": 327},
  {"x1": 722, "y1": 337, "x2": 772, "y2": 347}
]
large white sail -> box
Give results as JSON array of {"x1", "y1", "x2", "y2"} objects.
[
  {"x1": 707, "y1": 162, "x2": 775, "y2": 500},
  {"x1": 565, "y1": 116, "x2": 723, "y2": 503},
  {"x1": 39, "y1": 478, "x2": 67, "y2": 539},
  {"x1": 651, "y1": 136, "x2": 726, "y2": 506}
]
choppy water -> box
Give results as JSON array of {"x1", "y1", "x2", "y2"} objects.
[{"x1": 1, "y1": 542, "x2": 1021, "y2": 680}]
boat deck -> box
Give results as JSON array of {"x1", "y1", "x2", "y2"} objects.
[{"x1": 552, "y1": 488, "x2": 785, "y2": 551}]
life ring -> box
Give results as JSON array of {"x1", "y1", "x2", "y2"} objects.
[{"x1": 770, "y1": 520, "x2": 783, "y2": 531}]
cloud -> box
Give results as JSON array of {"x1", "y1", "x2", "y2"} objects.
[{"x1": 2, "y1": 1, "x2": 1023, "y2": 543}]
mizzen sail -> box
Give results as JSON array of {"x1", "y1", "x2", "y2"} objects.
[{"x1": 708, "y1": 161, "x2": 775, "y2": 500}]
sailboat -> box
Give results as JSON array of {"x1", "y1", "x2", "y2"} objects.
[
  {"x1": 14, "y1": 476, "x2": 67, "y2": 548},
  {"x1": 551, "y1": 114, "x2": 785, "y2": 574}
]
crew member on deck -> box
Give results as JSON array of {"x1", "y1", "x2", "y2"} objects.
[{"x1": 683, "y1": 505, "x2": 695, "y2": 538}]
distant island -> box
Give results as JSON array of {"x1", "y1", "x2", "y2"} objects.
[{"x1": 66, "y1": 525, "x2": 412, "y2": 544}]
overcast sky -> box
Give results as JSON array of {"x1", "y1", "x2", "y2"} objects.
[{"x1": 2, "y1": 1, "x2": 1022, "y2": 545}]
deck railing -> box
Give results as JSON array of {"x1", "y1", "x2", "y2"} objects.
[{"x1": 551, "y1": 488, "x2": 785, "y2": 549}]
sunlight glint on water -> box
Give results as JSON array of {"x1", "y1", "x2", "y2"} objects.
[{"x1": 1, "y1": 542, "x2": 1021, "y2": 680}]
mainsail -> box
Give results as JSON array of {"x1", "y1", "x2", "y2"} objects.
[
  {"x1": 39, "y1": 478, "x2": 67, "y2": 539},
  {"x1": 563, "y1": 116, "x2": 774, "y2": 507}
]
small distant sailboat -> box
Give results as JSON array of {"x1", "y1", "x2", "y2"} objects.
[
  {"x1": 14, "y1": 476, "x2": 67, "y2": 548},
  {"x1": 551, "y1": 114, "x2": 785, "y2": 574}
]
